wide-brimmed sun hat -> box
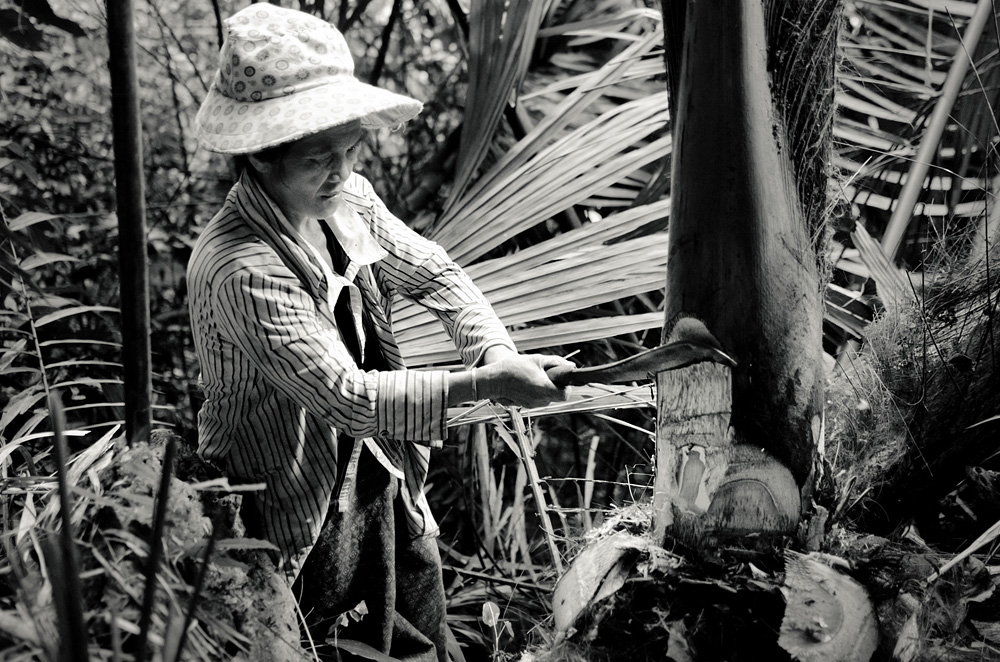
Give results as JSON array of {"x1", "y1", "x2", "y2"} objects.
[{"x1": 196, "y1": 3, "x2": 423, "y2": 155}]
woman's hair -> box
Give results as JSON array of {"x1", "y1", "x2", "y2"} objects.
[{"x1": 231, "y1": 141, "x2": 293, "y2": 178}]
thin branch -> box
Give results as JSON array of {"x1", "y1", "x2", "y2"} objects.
[
  {"x1": 443, "y1": 0, "x2": 469, "y2": 40},
  {"x1": 344, "y1": 0, "x2": 375, "y2": 32},
  {"x1": 108, "y1": 0, "x2": 153, "y2": 445},
  {"x1": 153, "y1": 10, "x2": 189, "y2": 173},
  {"x1": 368, "y1": 0, "x2": 402, "y2": 85},
  {"x1": 210, "y1": 0, "x2": 223, "y2": 49},
  {"x1": 509, "y1": 409, "x2": 564, "y2": 574},
  {"x1": 143, "y1": 0, "x2": 210, "y2": 95},
  {"x1": 338, "y1": 0, "x2": 350, "y2": 31}
]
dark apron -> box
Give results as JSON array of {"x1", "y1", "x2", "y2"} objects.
[{"x1": 290, "y1": 221, "x2": 447, "y2": 662}]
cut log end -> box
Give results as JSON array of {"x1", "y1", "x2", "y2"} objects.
[
  {"x1": 668, "y1": 447, "x2": 801, "y2": 548},
  {"x1": 654, "y1": 355, "x2": 802, "y2": 549}
]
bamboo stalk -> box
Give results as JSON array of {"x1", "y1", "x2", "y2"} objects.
[
  {"x1": 107, "y1": 0, "x2": 152, "y2": 446},
  {"x1": 880, "y1": 0, "x2": 995, "y2": 260}
]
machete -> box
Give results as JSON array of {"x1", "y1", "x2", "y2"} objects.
[{"x1": 546, "y1": 318, "x2": 736, "y2": 388}]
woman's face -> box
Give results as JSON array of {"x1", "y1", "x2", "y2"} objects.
[{"x1": 253, "y1": 120, "x2": 365, "y2": 225}]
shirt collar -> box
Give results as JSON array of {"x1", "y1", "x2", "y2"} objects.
[
  {"x1": 231, "y1": 171, "x2": 387, "y2": 289},
  {"x1": 327, "y1": 190, "x2": 388, "y2": 267},
  {"x1": 232, "y1": 170, "x2": 326, "y2": 300}
]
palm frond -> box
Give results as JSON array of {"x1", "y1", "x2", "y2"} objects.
[
  {"x1": 430, "y1": 21, "x2": 667, "y2": 260},
  {"x1": 837, "y1": 1, "x2": 999, "y2": 256},
  {"x1": 447, "y1": 385, "x2": 655, "y2": 427},
  {"x1": 396, "y1": 200, "x2": 670, "y2": 365},
  {"x1": 396, "y1": 0, "x2": 999, "y2": 373},
  {"x1": 448, "y1": 0, "x2": 552, "y2": 207}
]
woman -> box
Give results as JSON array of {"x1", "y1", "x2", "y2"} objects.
[{"x1": 188, "y1": 4, "x2": 571, "y2": 660}]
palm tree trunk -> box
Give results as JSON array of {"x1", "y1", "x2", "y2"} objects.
[{"x1": 654, "y1": 0, "x2": 827, "y2": 546}]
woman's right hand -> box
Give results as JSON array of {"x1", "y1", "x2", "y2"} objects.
[{"x1": 476, "y1": 353, "x2": 573, "y2": 408}]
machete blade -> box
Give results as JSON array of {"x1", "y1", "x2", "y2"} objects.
[{"x1": 548, "y1": 340, "x2": 736, "y2": 388}]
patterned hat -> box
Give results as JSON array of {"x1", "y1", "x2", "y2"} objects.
[{"x1": 196, "y1": 3, "x2": 423, "y2": 154}]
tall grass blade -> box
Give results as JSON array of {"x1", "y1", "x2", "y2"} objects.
[
  {"x1": 966, "y1": 414, "x2": 1000, "y2": 429},
  {"x1": 33, "y1": 304, "x2": 119, "y2": 327},
  {"x1": 134, "y1": 432, "x2": 177, "y2": 662},
  {"x1": 167, "y1": 511, "x2": 223, "y2": 662},
  {"x1": 444, "y1": 623, "x2": 468, "y2": 662},
  {"x1": 333, "y1": 637, "x2": 403, "y2": 661},
  {"x1": 471, "y1": 424, "x2": 497, "y2": 553},
  {"x1": 509, "y1": 459, "x2": 533, "y2": 577},
  {"x1": 47, "y1": 394, "x2": 89, "y2": 662},
  {"x1": 583, "y1": 432, "x2": 601, "y2": 532},
  {"x1": 508, "y1": 409, "x2": 564, "y2": 574},
  {"x1": 7, "y1": 212, "x2": 60, "y2": 232}
]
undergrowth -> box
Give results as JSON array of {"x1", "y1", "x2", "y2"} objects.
[
  {"x1": 2, "y1": 203, "x2": 648, "y2": 661},
  {"x1": 1, "y1": 427, "x2": 304, "y2": 661},
  {"x1": 825, "y1": 299, "x2": 924, "y2": 524}
]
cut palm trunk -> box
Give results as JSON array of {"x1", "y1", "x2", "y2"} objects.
[
  {"x1": 656, "y1": 0, "x2": 825, "y2": 547},
  {"x1": 646, "y1": 1, "x2": 878, "y2": 657}
]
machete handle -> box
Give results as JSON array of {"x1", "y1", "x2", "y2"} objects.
[{"x1": 546, "y1": 364, "x2": 582, "y2": 389}]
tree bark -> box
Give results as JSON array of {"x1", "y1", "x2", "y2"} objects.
[{"x1": 653, "y1": 360, "x2": 800, "y2": 546}]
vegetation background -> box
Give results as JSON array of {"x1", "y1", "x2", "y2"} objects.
[{"x1": 1, "y1": 0, "x2": 998, "y2": 660}]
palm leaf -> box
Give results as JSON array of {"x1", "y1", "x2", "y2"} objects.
[
  {"x1": 395, "y1": 199, "x2": 670, "y2": 365},
  {"x1": 448, "y1": 0, "x2": 553, "y2": 206},
  {"x1": 837, "y1": 2, "x2": 998, "y2": 241},
  {"x1": 406, "y1": 0, "x2": 995, "y2": 369},
  {"x1": 429, "y1": 21, "x2": 667, "y2": 260},
  {"x1": 386, "y1": 6, "x2": 674, "y2": 368}
]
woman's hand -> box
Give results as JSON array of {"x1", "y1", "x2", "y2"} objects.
[{"x1": 476, "y1": 351, "x2": 574, "y2": 408}]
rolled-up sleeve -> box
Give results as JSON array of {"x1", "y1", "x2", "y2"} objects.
[{"x1": 214, "y1": 262, "x2": 449, "y2": 442}]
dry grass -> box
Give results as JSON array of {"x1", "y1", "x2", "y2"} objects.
[
  {"x1": 825, "y1": 299, "x2": 925, "y2": 524},
  {"x1": 0, "y1": 431, "x2": 304, "y2": 661}
]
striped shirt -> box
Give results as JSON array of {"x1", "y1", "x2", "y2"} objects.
[{"x1": 187, "y1": 171, "x2": 516, "y2": 578}]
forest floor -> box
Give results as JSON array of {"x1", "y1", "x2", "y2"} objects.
[{"x1": 526, "y1": 258, "x2": 1000, "y2": 662}]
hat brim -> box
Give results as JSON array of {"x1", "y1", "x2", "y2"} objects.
[{"x1": 196, "y1": 78, "x2": 423, "y2": 155}]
